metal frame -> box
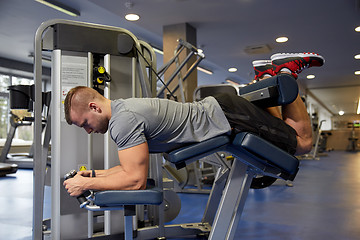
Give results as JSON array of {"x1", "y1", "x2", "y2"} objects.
[
  {"x1": 156, "y1": 39, "x2": 204, "y2": 102},
  {"x1": 33, "y1": 19, "x2": 154, "y2": 240}
]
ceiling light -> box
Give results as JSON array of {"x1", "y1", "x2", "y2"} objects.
[
  {"x1": 197, "y1": 66, "x2": 213, "y2": 75},
  {"x1": 357, "y1": 98, "x2": 360, "y2": 114},
  {"x1": 125, "y1": 13, "x2": 140, "y2": 21},
  {"x1": 228, "y1": 67, "x2": 237, "y2": 73},
  {"x1": 355, "y1": 71, "x2": 360, "y2": 75},
  {"x1": 307, "y1": 75, "x2": 315, "y2": 79},
  {"x1": 35, "y1": 0, "x2": 80, "y2": 17},
  {"x1": 355, "y1": 26, "x2": 360, "y2": 32},
  {"x1": 276, "y1": 37, "x2": 288, "y2": 43},
  {"x1": 338, "y1": 110, "x2": 345, "y2": 116},
  {"x1": 355, "y1": 54, "x2": 360, "y2": 59}
]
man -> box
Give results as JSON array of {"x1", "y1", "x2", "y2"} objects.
[{"x1": 63, "y1": 52, "x2": 324, "y2": 197}]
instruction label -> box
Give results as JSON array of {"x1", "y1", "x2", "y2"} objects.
[{"x1": 60, "y1": 55, "x2": 88, "y2": 122}]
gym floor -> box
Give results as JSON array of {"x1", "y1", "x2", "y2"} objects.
[{"x1": 1, "y1": 151, "x2": 360, "y2": 240}]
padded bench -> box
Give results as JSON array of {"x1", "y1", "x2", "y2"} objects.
[
  {"x1": 165, "y1": 132, "x2": 299, "y2": 181},
  {"x1": 83, "y1": 131, "x2": 299, "y2": 240}
]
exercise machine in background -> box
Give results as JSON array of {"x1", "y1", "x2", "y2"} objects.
[
  {"x1": 347, "y1": 122, "x2": 359, "y2": 152},
  {"x1": 156, "y1": 38, "x2": 204, "y2": 102},
  {"x1": 0, "y1": 84, "x2": 50, "y2": 175},
  {"x1": 298, "y1": 120, "x2": 327, "y2": 160}
]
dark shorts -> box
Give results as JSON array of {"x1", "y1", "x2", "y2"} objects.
[{"x1": 213, "y1": 93, "x2": 297, "y2": 155}]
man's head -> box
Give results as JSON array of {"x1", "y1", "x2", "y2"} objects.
[{"x1": 64, "y1": 86, "x2": 110, "y2": 134}]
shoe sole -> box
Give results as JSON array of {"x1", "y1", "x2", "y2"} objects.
[
  {"x1": 271, "y1": 52, "x2": 325, "y2": 62},
  {"x1": 252, "y1": 60, "x2": 271, "y2": 67}
]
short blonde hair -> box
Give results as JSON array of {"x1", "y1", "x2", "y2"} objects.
[{"x1": 64, "y1": 86, "x2": 103, "y2": 125}]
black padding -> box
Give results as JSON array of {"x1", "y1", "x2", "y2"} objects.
[
  {"x1": 164, "y1": 132, "x2": 299, "y2": 180},
  {"x1": 8, "y1": 85, "x2": 34, "y2": 109},
  {"x1": 94, "y1": 188, "x2": 163, "y2": 207},
  {"x1": 230, "y1": 132, "x2": 299, "y2": 176},
  {"x1": 239, "y1": 74, "x2": 298, "y2": 107},
  {"x1": 194, "y1": 85, "x2": 238, "y2": 101},
  {"x1": 163, "y1": 135, "x2": 230, "y2": 164},
  {"x1": 0, "y1": 163, "x2": 18, "y2": 176},
  {"x1": 117, "y1": 33, "x2": 134, "y2": 54},
  {"x1": 250, "y1": 176, "x2": 278, "y2": 189}
]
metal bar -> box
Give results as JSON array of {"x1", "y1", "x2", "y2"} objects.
[
  {"x1": 33, "y1": 18, "x2": 49, "y2": 240},
  {"x1": 103, "y1": 54, "x2": 112, "y2": 235},
  {"x1": 202, "y1": 166, "x2": 229, "y2": 225},
  {"x1": 137, "y1": 55, "x2": 152, "y2": 97},
  {"x1": 0, "y1": 123, "x2": 16, "y2": 162},
  {"x1": 157, "y1": 51, "x2": 194, "y2": 97},
  {"x1": 226, "y1": 169, "x2": 255, "y2": 240},
  {"x1": 157, "y1": 45, "x2": 185, "y2": 76},
  {"x1": 208, "y1": 159, "x2": 254, "y2": 240},
  {"x1": 87, "y1": 52, "x2": 94, "y2": 238},
  {"x1": 50, "y1": 49, "x2": 62, "y2": 240},
  {"x1": 170, "y1": 56, "x2": 203, "y2": 94},
  {"x1": 139, "y1": 40, "x2": 158, "y2": 97}
]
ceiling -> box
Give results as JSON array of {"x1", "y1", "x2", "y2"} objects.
[{"x1": 1, "y1": 0, "x2": 360, "y2": 116}]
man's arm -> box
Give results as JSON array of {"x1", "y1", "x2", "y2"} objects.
[{"x1": 64, "y1": 142, "x2": 149, "y2": 196}]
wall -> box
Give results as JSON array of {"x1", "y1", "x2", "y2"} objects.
[{"x1": 306, "y1": 93, "x2": 333, "y2": 131}]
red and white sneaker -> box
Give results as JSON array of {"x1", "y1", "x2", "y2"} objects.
[
  {"x1": 252, "y1": 60, "x2": 275, "y2": 81},
  {"x1": 271, "y1": 52, "x2": 325, "y2": 79}
]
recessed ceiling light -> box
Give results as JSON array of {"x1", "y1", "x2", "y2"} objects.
[
  {"x1": 228, "y1": 67, "x2": 237, "y2": 72},
  {"x1": 307, "y1": 75, "x2": 315, "y2": 79},
  {"x1": 339, "y1": 110, "x2": 345, "y2": 116},
  {"x1": 355, "y1": 26, "x2": 360, "y2": 32},
  {"x1": 355, "y1": 71, "x2": 360, "y2": 75},
  {"x1": 355, "y1": 54, "x2": 360, "y2": 59},
  {"x1": 276, "y1": 37, "x2": 288, "y2": 43},
  {"x1": 125, "y1": 13, "x2": 140, "y2": 21}
]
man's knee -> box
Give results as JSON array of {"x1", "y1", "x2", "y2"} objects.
[{"x1": 296, "y1": 136, "x2": 312, "y2": 155}]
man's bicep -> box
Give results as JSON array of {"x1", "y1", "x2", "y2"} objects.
[{"x1": 117, "y1": 142, "x2": 150, "y2": 188}]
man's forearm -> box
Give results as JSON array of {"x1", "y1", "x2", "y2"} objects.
[
  {"x1": 83, "y1": 166, "x2": 147, "y2": 191},
  {"x1": 93, "y1": 165, "x2": 122, "y2": 177}
]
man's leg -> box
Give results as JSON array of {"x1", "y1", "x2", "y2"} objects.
[
  {"x1": 273, "y1": 53, "x2": 324, "y2": 154},
  {"x1": 282, "y1": 94, "x2": 312, "y2": 155},
  {"x1": 252, "y1": 52, "x2": 325, "y2": 154}
]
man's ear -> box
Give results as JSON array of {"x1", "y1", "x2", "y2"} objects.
[{"x1": 89, "y1": 102, "x2": 101, "y2": 113}]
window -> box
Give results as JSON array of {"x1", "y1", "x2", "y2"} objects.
[
  {"x1": 0, "y1": 74, "x2": 34, "y2": 142},
  {"x1": 0, "y1": 97, "x2": 8, "y2": 139},
  {"x1": 0, "y1": 74, "x2": 10, "y2": 139},
  {"x1": 12, "y1": 76, "x2": 34, "y2": 86}
]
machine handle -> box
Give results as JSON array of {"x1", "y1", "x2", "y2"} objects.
[{"x1": 64, "y1": 170, "x2": 92, "y2": 208}]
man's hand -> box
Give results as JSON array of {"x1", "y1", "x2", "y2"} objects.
[
  {"x1": 63, "y1": 173, "x2": 88, "y2": 197},
  {"x1": 77, "y1": 170, "x2": 91, "y2": 177}
]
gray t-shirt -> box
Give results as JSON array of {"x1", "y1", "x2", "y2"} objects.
[{"x1": 109, "y1": 96, "x2": 231, "y2": 153}]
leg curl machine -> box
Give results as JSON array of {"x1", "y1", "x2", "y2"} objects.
[{"x1": 68, "y1": 74, "x2": 300, "y2": 240}]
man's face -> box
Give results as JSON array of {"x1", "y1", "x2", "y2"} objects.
[{"x1": 70, "y1": 107, "x2": 109, "y2": 134}]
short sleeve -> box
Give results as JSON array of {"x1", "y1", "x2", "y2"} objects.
[{"x1": 109, "y1": 110, "x2": 147, "y2": 151}]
